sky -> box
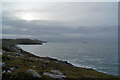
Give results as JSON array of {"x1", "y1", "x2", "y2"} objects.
[{"x1": 2, "y1": 2, "x2": 118, "y2": 42}]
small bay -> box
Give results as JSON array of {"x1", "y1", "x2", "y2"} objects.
[{"x1": 19, "y1": 41, "x2": 118, "y2": 76}]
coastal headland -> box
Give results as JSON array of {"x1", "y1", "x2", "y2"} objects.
[{"x1": 1, "y1": 39, "x2": 120, "y2": 80}]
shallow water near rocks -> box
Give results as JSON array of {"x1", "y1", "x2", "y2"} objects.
[{"x1": 19, "y1": 41, "x2": 118, "y2": 76}]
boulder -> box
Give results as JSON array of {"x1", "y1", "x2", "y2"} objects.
[{"x1": 26, "y1": 69, "x2": 41, "y2": 78}]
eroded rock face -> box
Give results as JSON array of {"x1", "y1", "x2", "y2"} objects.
[
  {"x1": 43, "y1": 70, "x2": 66, "y2": 79},
  {"x1": 26, "y1": 69, "x2": 41, "y2": 78}
]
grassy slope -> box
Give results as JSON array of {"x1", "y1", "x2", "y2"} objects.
[{"x1": 2, "y1": 40, "x2": 120, "y2": 80}]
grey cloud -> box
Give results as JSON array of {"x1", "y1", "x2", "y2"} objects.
[
  {"x1": 3, "y1": 18, "x2": 117, "y2": 41},
  {"x1": 2, "y1": 2, "x2": 118, "y2": 41}
]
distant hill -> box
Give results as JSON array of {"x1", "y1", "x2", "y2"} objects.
[{"x1": 2, "y1": 38, "x2": 47, "y2": 45}]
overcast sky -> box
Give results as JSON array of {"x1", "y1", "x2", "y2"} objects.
[{"x1": 2, "y1": 2, "x2": 118, "y2": 41}]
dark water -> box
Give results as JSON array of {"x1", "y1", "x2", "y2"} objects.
[{"x1": 19, "y1": 42, "x2": 118, "y2": 76}]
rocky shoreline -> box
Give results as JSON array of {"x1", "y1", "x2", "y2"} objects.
[{"x1": 1, "y1": 39, "x2": 120, "y2": 80}]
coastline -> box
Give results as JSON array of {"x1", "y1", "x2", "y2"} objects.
[
  {"x1": 25, "y1": 52, "x2": 111, "y2": 76},
  {"x1": 19, "y1": 49, "x2": 108, "y2": 75},
  {"x1": 18, "y1": 44, "x2": 117, "y2": 76},
  {"x1": 22, "y1": 50, "x2": 109, "y2": 75},
  {"x1": 2, "y1": 39, "x2": 120, "y2": 80}
]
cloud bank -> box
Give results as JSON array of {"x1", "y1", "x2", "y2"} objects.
[{"x1": 2, "y1": 2, "x2": 118, "y2": 41}]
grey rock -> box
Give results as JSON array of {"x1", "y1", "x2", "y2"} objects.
[
  {"x1": 11, "y1": 52, "x2": 24, "y2": 57},
  {"x1": 51, "y1": 70, "x2": 63, "y2": 75},
  {"x1": 10, "y1": 67, "x2": 15, "y2": 71},
  {"x1": 7, "y1": 70, "x2": 11, "y2": 73},
  {"x1": 36, "y1": 58, "x2": 49, "y2": 62},
  {"x1": 43, "y1": 70, "x2": 66, "y2": 79},
  {"x1": 2, "y1": 70, "x2": 6, "y2": 74},
  {"x1": 32, "y1": 66, "x2": 36, "y2": 68},
  {"x1": 26, "y1": 69, "x2": 41, "y2": 78}
]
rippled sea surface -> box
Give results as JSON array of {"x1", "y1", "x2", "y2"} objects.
[{"x1": 19, "y1": 41, "x2": 118, "y2": 76}]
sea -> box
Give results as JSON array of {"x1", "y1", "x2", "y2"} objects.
[{"x1": 19, "y1": 41, "x2": 118, "y2": 76}]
